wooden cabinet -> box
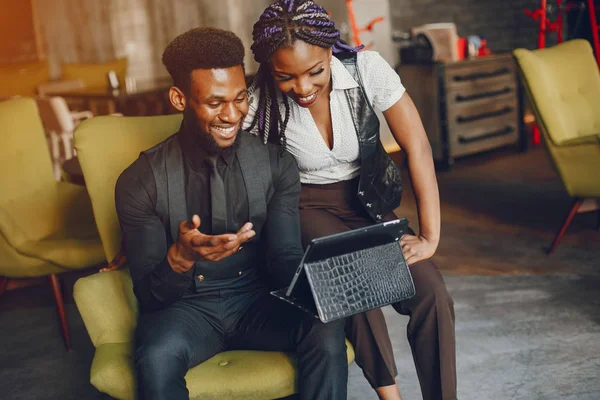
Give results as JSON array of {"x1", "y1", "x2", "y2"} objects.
[{"x1": 398, "y1": 54, "x2": 522, "y2": 167}]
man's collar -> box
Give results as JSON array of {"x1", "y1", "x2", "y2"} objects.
[
  {"x1": 178, "y1": 119, "x2": 237, "y2": 171},
  {"x1": 219, "y1": 142, "x2": 236, "y2": 167},
  {"x1": 330, "y1": 56, "x2": 360, "y2": 90}
]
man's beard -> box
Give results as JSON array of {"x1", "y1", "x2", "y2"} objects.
[{"x1": 183, "y1": 107, "x2": 224, "y2": 156}]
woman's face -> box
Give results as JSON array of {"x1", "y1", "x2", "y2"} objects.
[{"x1": 269, "y1": 40, "x2": 333, "y2": 109}]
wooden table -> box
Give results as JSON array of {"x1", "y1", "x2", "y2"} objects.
[{"x1": 55, "y1": 78, "x2": 175, "y2": 116}]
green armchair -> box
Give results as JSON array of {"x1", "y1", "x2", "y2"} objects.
[
  {"x1": 513, "y1": 40, "x2": 600, "y2": 253},
  {"x1": 72, "y1": 114, "x2": 355, "y2": 399},
  {"x1": 0, "y1": 97, "x2": 105, "y2": 351}
]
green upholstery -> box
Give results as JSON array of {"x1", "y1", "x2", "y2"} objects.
[
  {"x1": 0, "y1": 97, "x2": 104, "y2": 278},
  {"x1": 513, "y1": 40, "x2": 600, "y2": 198},
  {"x1": 72, "y1": 115, "x2": 355, "y2": 399},
  {"x1": 75, "y1": 114, "x2": 183, "y2": 261}
]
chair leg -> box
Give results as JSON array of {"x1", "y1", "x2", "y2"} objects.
[
  {"x1": 547, "y1": 198, "x2": 584, "y2": 254},
  {"x1": 49, "y1": 274, "x2": 71, "y2": 351}
]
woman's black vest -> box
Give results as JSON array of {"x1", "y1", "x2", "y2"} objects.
[{"x1": 337, "y1": 52, "x2": 403, "y2": 221}]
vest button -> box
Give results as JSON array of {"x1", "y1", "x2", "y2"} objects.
[
  {"x1": 366, "y1": 202, "x2": 372, "y2": 208},
  {"x1": 358, "y1": 191, "x2": 365, "y2": 196},
  {"x1": 376, "y1": 214, "x2": 382, "y2": 220},
  {"x1": 238, "y1": 271, "x2": 242, "y2": 276},
  {"x1": 197, "y1": 275, "x2": 205, "y2": 281}
]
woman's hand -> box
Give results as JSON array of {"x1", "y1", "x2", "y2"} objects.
[{"x1": 400, "y1": 234, "x2": 438, "y2": 266}]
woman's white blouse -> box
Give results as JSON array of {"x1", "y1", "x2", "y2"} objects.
[{"x1": 243, "y1": 51, "x2": 405, "y2": 184}]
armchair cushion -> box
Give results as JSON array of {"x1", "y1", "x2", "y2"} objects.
[
  {"x1": 514, "y1": 40, "x2": 600, "y2": 198},
  {"x1": 0, "y1": 234, "x2": 64, "y2": 277},
  {"x1": 75, "y1": 270, "x2": 355, "y2": 400},
  {"x1": 90, "y1": 342, "x2": 299, "y2": 400},
  {"x1": 3, "y1": 182, "x2": 104, "y2": 268},
  {"x1": 514, "y1": 40, "x2": 600, "y2": 146},
  {"x1": 0, "y1": 97, "x2": 104, "y2": 277}
]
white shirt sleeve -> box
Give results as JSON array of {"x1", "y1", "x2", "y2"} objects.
[{"x1": 356, "y1": 51, "x2": 406, "y2": 112}]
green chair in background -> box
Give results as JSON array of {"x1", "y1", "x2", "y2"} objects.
[
  {"x1": 0, "y1": 97, "x2": 105, "y2": 351},
  {"x1": 514, "y1": 39, "x2": 600, "y2": 253},
  {"x1": 72, "y1": 114, "x2": 355, "y2": 399}
]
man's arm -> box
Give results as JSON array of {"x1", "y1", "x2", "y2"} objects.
[
  {"x1": 115, "y1": 158, "x2": 192, "y2": 312},
  {"x1": 263, "y1": 149, "x2": 305, "y2": 289}
]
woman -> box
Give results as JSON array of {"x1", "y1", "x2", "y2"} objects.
[{"x1": 244, "y1": 1, "x2": 456, "y2": 399}]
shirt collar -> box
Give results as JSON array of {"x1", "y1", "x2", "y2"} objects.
[{"x1": 330, "y1": 56, "x2": 360, "y2": 91}]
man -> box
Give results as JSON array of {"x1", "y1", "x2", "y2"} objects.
[{"x1": 115, "y1": 28, "x2": 348, "y2": 400}]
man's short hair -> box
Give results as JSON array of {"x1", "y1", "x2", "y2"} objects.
[{"x1": 162, "y1": 27, "x2": 245, "y2": 93}]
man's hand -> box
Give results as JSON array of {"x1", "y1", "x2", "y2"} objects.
[
  {"x1": 167, "y1": 215, "x2": 256, "y2": 274},
  {"x1": 99, "y1": 246, "x2": 127, "y2": 273},
  {"x1": 400, "y1": 234, "x2": 438, "y2": 266}
]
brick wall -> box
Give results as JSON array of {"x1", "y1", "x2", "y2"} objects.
[{"x1": 388, "y1": 0, "x2": 555, "y2": 53}]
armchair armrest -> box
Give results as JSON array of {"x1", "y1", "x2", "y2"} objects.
[
  {"x1": 73, "y1": 269, "x2": 138, "y2": 347},
  {"x1": 90, "y1": 342, "x2": 136, "y2": 400},
  {"x1": 0, "y1": 203, "x2": 28, "y2": 249}
]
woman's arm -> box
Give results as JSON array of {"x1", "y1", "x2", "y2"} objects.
[{"x1": 383, "y1": 93, "x2": 441, "y2": 265}]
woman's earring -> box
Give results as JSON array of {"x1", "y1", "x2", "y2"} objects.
[{"x1": 330, "y1": 59, "x2": 334, "y2": 67}]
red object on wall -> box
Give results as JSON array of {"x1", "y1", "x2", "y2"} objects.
[
  {"x1": 524, "y1": 1, "x2": 599, "y2": 62},
  {"x1": 478, "y1": 39, "x2": 492, "y2": 56},
  {"x1": 587, "y1": 0, "x2": 600, "y2": 67},
  {"x1": 524, "y1": 1, "x2": 600, "y2": 145},
  {"x1": 345, "y1": 0, "x2": 384, "y2": 49},
  {"x1": 456, "y1": 37, "x2": 467, "y2": 60}
]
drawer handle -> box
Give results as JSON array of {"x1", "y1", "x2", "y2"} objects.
[
  {"x1": 452, "y1": 67, "x2": 511, "y2": 82},
  {"x1": 458, "y1": 126, "x2": 515, "y2": 144},
  {"x1": 455, "y1": 87, "x2": 512, "y2": 102},
  {"x1": 456, "y1": 106, "x2": 513, "y2": 123}
]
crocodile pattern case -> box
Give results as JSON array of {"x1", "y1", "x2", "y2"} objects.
[{"x1": 304, "y1": 241, "x2": 415, "y2": 323}]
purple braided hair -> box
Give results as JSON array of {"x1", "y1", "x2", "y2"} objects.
[{"x1": 248, "y1": 0, "x2": 362, "y2": 149}]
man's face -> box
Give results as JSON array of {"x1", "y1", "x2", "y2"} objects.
[{"x1": 184, "y1": 66, "x2": 248, "y2": 151}]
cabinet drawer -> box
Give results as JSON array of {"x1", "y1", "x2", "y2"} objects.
[
  {"x1": 444, "y1": 57, "x2": 516, "y2": 91},
  {"x1": 446, "y1": 91, "x2": 517, "y2": 124},
  {"x1": 445, "y1": 78, "x2": 517, "y2": 108},
  {"x1": 449, "y1": 121, "x2": 519, "y2": 157},
  {"x1": 447, "y1": 102, "x2": 519, "y2": 158}
]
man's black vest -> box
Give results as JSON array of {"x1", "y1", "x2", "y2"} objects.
[{"x1": 142, "y1": 131, "x2": 273, "y2": 279}]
